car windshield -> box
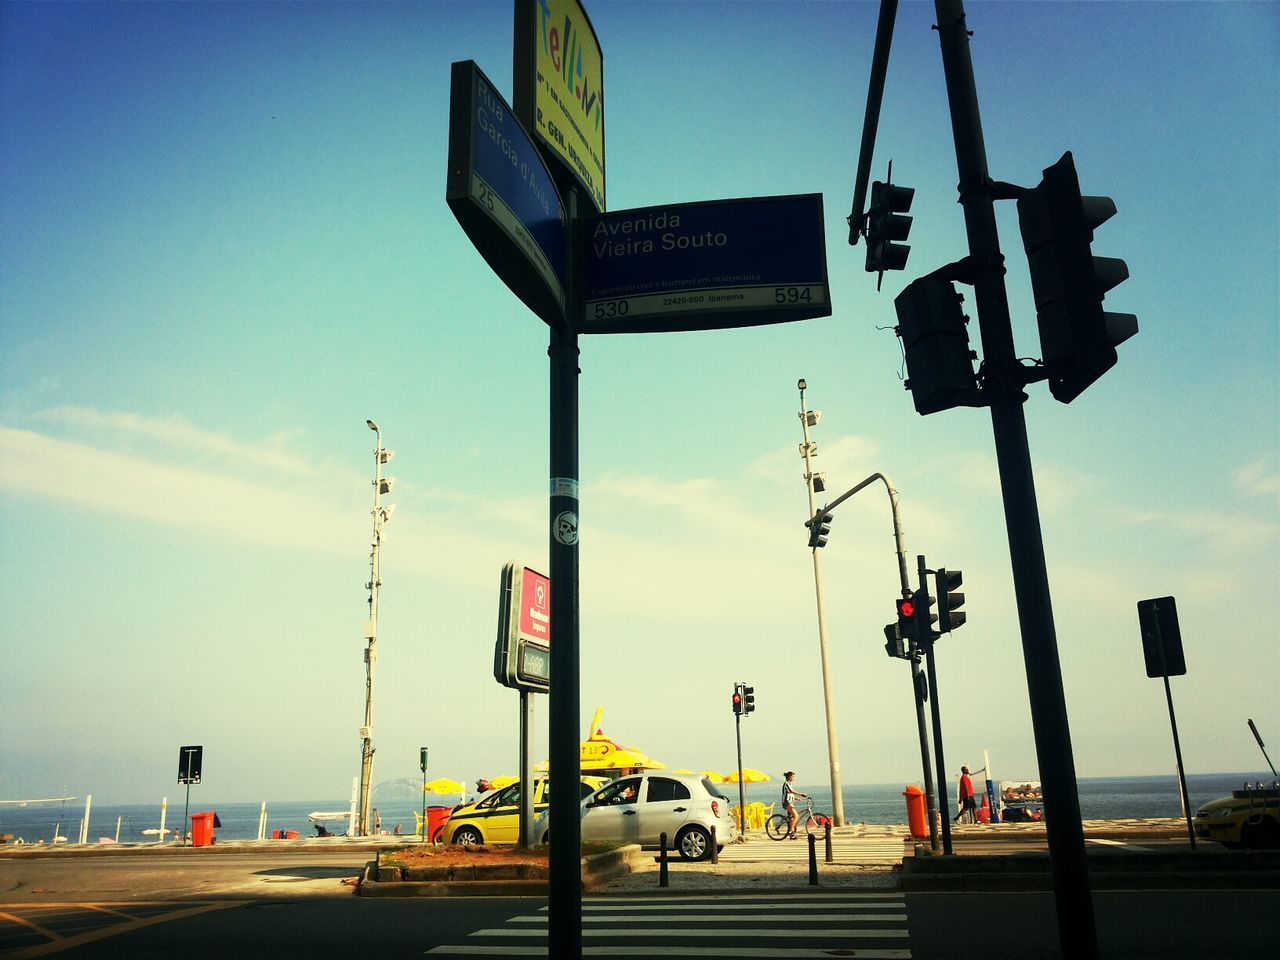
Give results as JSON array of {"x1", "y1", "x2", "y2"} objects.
[
  {"x1": 482, "y1": 784, "x2": 521, "y2": 808},
  {"x1": 593, "y1": 778, "x2": 640, "y2": 805}
]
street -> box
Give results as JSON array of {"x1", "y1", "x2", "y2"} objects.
[{"x1": 2, "y1": 848, "x2": 1277, "y2": 958}]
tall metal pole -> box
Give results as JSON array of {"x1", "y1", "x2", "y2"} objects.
[
  {"x1": 548, "y1": 187, "x2": 582, "y2": 960},
  {"x1": 813, "y1": 472, "x2": 937, "y2": 848},
  {"x1": 919, "y1": 555, "x2": 953, "y2": 855},
  {"x1": 357, "y1": 422, "x2": 386, "y2": 837},
  {"x1": 797, "y1": 381, "x2": 845, "y2": 826},
  {"x1": 734, "y1": 703, "x2": 747, "y2": 837},
  {"x1": 933, "y1": 2, "x2": 1097, "y2": 954}
]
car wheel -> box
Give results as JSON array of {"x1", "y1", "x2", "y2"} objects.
[
  {"x1": 1240, "y1": 817, "x2": 1280, "y2": 849},
  {"x1": 452, "y1": 826, "x2": 483, "y2": 846},
  {"x1": 676, "y1": 825, "x2": 712, "y2": 861}
]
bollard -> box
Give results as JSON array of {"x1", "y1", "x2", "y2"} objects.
[
  {"x1": 808, "y1": 832, "x2": 818, "y2": 886},
  {"x1": 824, "y1": 819, "x2": 833, "y2": 864},
  {"x1": 710, "y1": 824, "x2": 718, "y2": 864},
  {"x1": 659, "y1": 832, "x2": 669, "y2": 887}
]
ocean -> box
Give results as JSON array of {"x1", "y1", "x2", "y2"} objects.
[{"x1": 1, "y1": 771, "x2": 1270, "y2": 845}]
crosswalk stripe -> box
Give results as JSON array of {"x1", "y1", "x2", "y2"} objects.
[
  {"x1": 475, "y1": 927, "x2": 908, "y2": 938},
  {"x1": 428, "y1": 949, "x2": 912, "y2": 958},
  {"x1": 423, "y1": 891, "x2": 912, "y2": 958}
]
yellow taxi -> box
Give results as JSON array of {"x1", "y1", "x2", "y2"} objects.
[
  {"x1": 1193, "y1": 779, "x2": 1279, "y2": 848},
  {"x1": 444, "y1": 776, "x2": 606, "y2": 846}
]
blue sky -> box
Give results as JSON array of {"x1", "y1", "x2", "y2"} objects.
[{"x1": 2, "y1": 1, "x2": 1276, "y2": 806}]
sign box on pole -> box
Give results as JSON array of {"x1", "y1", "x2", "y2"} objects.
[
  {"x1": 447, "y1": 60, "x2": 567, "y2": 327},
  {"x1": 514, "y1": 0, "x2": 606, "y2": 215},
  {"x1": 494, "y1": 561, "x2": 551, "y2": 692},
  {"x1": 579, "y1": 193, "x2": 831, "y2": 333},
  {"x1": 1137, "y1": 595, "x2": 1186, "y2": 678},
  {"x1": 178, "y1": 745, "x2": 203, "y2": 784}
]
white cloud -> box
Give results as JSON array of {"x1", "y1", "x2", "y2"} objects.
[
  {"x1": 1234, "y1": 458, "x2": 1280, "y2": 502},
  {"x1": 34, "y1": 406, "x2": 330, "y2": 478}
]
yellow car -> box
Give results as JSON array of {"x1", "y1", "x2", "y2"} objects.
[
  {"x1": 1194, "y1": 780, "x2": 1279, "y2": 848},
  {"x1": 444, "y1": 777, "x2": 605, "y2": 846}
]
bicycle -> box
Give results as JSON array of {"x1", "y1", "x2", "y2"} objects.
[{"x1": 765, "y1": 798, "x2": 829, "y2": 840}]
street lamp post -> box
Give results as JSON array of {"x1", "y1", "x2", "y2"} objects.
[
  {"x1": 357, "y1": 419, "x2": 395, "y2": 837},
  {"x1": 797, "y1": 380, "x2": 845, "y2": 827}
]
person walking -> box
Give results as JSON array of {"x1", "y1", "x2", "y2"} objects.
[
  {"x1": 954, "y1": 765, "x2": 977, "y2": 824},
  {"x1": 781, "y1": 771, "x2": 809, "y2": 839}
]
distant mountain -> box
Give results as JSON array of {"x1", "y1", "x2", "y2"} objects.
[{"x1": 371, "y1": 778, "x2": 423, "y2": 805}]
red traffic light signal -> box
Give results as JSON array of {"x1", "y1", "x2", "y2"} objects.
[{"x1": 897, "y1": 598, "x2": 915, "y2": 619}]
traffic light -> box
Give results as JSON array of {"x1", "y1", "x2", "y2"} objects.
[
  {"x1": 936, "y1": 568, "x2": 966, "y2": 633},
  {"x1": 894, "y1": 276, "x2": 983, "y2": 415},
  {"x1": 806, "y1": 510, "x2": 833, "y2": 549},
  {"x1": 1017, "y1": 151, "x2": 1138, "y2": 403},
  {"x1": 883, "y1": 623, "x2": 906, "y2": 659},
  {"x1": 742, "y1": 685, "x2": 756, "y2": 714},
  {"x1": 731, "y1": 683, "x2": 743, "y2": 715},
  {"x1": 865, "y1": 176, "x2": 914, "y2": 286},
  {"x1": 895, "y1": 596, "x2": 918, "y2": 644}
]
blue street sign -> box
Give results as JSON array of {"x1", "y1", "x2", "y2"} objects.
[
  {"x1": 579, "y1": 194, "x2": 830, "y2": 333},
  {"x1": 447, "y1": 60, "x2": 566, "y2": 327}
]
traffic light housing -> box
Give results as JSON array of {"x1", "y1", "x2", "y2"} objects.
[
  {"x1": 894, "y1": 276, "x2": 983, "y2": 415},
  {"x1": 806, "y1": 510, "x2": 832, "y2": 549},
  {"x1": 742, "y1": 685, "x2": 756, "y2": 714},
  {"x1": 936, "y1": 568, "x2": 966, "y2": 633},
  {"x1": 895, "y1": 596, "x2": 918, "y2": 644},
  {"x1": 865, "y1": 177, "x2": 914, "y2": 286},
  {"x1": 731, "y1": 682, "x2": 744, "y2": 715},
  {"x1": 883, "y1": 623, "x2": 906, "y2": 659},
  {"x1": 1018, "y1": 151, "x2": 1138, "y2": 403}
]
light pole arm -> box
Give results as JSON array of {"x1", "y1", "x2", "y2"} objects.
[{"x1": 812, "y1": 472, "x2": 911, "y2": 596}]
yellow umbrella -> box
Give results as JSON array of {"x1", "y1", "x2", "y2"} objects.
[
  {"x1": 488, "y1": 775, "x2": 518, "y2": 789},
  {"x1": 423, "y1": 777, "x2": 466, "y2": 796},
  {"x1": 700, "y1": 769, "x2": 727, "y2": 783},
  {"x1": 723, "y1": 768, "x2": 772, "y2": 784},
  {"x1": 673, "y1": 768, "x2": 696, "y2": 775}
]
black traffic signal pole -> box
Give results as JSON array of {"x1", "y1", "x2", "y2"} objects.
[
  {"x1": 918, "y1": 555, "x2": 952, "y2": 856},
  {"x1": 933, "y1": 2, "x2": 1098, "y2": 956},
  {"x1": 847, "y1": 0, "x2": 899, "y2": 244},
  {"x1": 820, "y1": 472, "x2": 939, "y2": 851},
  {"x1": 548, "y1": 187, "x2": 582, "y2": 960}
]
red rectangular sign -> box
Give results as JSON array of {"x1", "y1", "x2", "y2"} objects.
[{"x1": 518, "y1": 566, "x2": 551, "y2": 644}]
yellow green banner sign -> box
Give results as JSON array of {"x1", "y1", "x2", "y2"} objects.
[{"x1": 515, "y1": 0, "x2": 606, "y2": 214}]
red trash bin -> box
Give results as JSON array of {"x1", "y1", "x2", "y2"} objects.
[
  {"x1": 427, "y1": 805, "x2": 451, "y2": 843},
  {"x1": 190, "y1": 811, "x2": 220, "y2": 847},
  {"x1": 903, "y1": 785, "x2": 928, "y2": 839}
]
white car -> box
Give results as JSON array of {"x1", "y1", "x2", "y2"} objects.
[{"x1": 536, "y1": 772, "x2": 738, "y2": 861}]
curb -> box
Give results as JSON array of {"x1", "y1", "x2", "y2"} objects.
[{"x1": 356, "y1": 844, "x2": 645, "y2": 898}]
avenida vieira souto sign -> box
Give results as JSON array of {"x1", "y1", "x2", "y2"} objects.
[
  {"x1": 447, "y1": 60, "x2": 566, "y2": 327},
  {"x1": 579, "y1": 194, "x2": 830, "y2": 333}
]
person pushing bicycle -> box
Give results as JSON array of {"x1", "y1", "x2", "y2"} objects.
[{"x1": 781, "y1": 771, "x2": 809, "y2": 840}]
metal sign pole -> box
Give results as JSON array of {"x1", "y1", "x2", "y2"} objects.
[
  {"x1": 519, "y1": 689, "x2": 534, "y2": 847},
  {"x1": 547, "y1": 186, "x2": 582, "y2": 960}
]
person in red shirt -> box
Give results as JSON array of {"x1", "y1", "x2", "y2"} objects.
[{"x1": 954, "y1": 765, "x2": 977, "y2": 823}]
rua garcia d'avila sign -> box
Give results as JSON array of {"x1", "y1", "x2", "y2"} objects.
[
  {"x1": 579, "y1": 193, "x2": 830, "y2": 333},
  {"x1": 446, "y1": 60, "x2": 566, "y2": 327}
]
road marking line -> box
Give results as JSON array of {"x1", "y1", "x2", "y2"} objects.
[
  {"x1": 0, "y1": 910, "x2": 66, "y2": 943},
  {"x1": 0, "y1": 901, "x2": 250, "y2": 959},
  {"x1": 510, "y1": 912, "x2": 908, "y2": 922},
  {"x1": 427, "y1": 948, "x2": 911, "y2": 958}
]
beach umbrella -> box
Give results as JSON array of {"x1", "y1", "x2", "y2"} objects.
[
  {"x1": 488, "y1": 775, "x2": 518, "y2": 789},
  {"x1": 673, "y1": 768, "x2": 696, "y2": 775},
  {"x1": 700, "y1": 770, "x2": 726, "y2": 783},
  {"x1": 723, "y1": 768, "x2": 772, "y2": 784},
  {"x1": 423, "y1": 777, "x2": 466, "y2": 798}
]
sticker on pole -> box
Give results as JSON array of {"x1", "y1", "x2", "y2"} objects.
[{"x1": 553, "y1": 511, "x2": 578, "y2": 545}]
